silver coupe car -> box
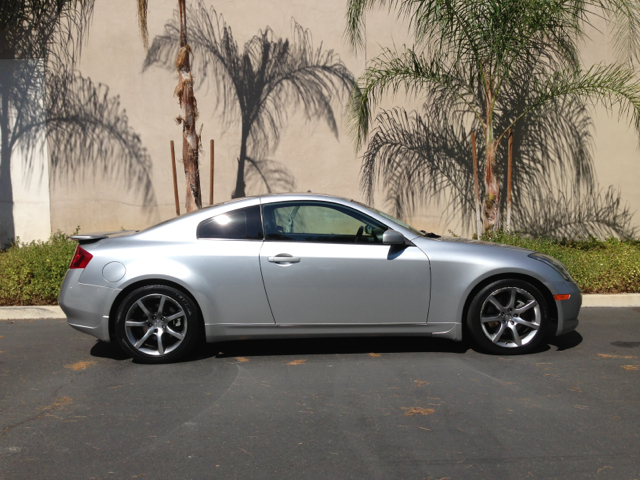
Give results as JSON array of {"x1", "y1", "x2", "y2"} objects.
[{"x1": 59, "y1": 193, "x2": 581, "y2": 363}]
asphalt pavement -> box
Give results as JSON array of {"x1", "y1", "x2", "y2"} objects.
[{"x1": 0, "y1": 309, "x2": 639, "y2": 479}]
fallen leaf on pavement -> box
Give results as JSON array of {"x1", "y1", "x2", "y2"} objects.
[
  {"x1": 598, "y1": 354, "x2": 637, "y2": 359},
  {"x1": 65, "y1": 360, "x2": 96, "y2": 371},
  {"x1": 368, "y1": 353, "x2": 381, "y2": 357},
  {"x1": 403, "y1": 407, "x2": 435, "y2": 417},
  {"x1": 621, "y1": 365, "x2": 640, "y2": 371},
  {"x1": 287, "y1": 359, "x2": 306, "y2": 365},
  {"x1": 235, "y1": 357, "x2": 249, "y2": 362}
]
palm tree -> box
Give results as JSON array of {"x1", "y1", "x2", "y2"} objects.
[
  {"x1": 137, "y1": 0, "x2": 202, "y2": 212},
  {"x1": 144, "y1": 1, "x2": 356, "y2": 198},
  {"x1": 346, "y1": 0, "x2": 640, "y2": 231}
]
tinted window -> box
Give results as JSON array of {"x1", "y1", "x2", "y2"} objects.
[
  {"x1": 262, "y1": 201, "x2": 387, "y2": 244},
  {"x1": 197, "y1": 205, "x2": 263, "y2": 240}
]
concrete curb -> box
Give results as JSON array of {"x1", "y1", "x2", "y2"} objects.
[
  {"x1": 0, "y1": 306, "x2": 65, "y2": 320},
  {"x1": 1, "y1": 293, "x2": 640, "y2": 320},
  {"x1": 581, "y1": 293, "x2": 640, "y2": 308}
]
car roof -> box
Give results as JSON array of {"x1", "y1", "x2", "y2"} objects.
[{"x1": 258, "y1": 192, "x2": 353, "y2": 202}]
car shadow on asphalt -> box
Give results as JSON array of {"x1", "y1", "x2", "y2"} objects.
[
  {"x1": 193, "y1": 336, "x2": 474, "y2": 361},
  {"x1": 541, "y1": 330, "x2": 583, "y2": 352},
  {"x1": 88, "y1": 335, "x2": 475, "y2": 363},
  {"x1": 88, "y1": 330, "x2": 583, "y2": 363}
]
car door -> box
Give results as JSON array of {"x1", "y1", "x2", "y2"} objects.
[{"x1": 259, "y1": 200, "x2": 430, "y2": 325}]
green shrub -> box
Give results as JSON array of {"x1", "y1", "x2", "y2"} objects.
[
  {"x1": 483, "y1": 231, "x2": 640, "y2": 294},
  {"x1": 0, "y1": 232, "x2": 77, "y2": 306}
]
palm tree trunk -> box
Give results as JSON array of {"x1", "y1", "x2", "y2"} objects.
[
  {"x1": 484, "y1": 88, "x2": 500, "y2": 231},
  {"x1": 177, "y1": 0, "x2": 201, "y2": 212},
  {"x1": 484, "y1": 123, "x2": 500, "y2": 231},
  {"x1": 232, "y1": 126, "x2": 249, "y2": 198}
]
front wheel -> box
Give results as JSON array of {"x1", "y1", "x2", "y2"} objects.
[
  {"x1": 115, "y1": 285, "x2": 200, "y2": 363},
  {"x1": 466, "y1": 279, "x2": 549, "y2": 355}
]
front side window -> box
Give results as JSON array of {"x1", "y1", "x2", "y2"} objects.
[
  {"x1": 197, "y1": 205, "x2": 263, "y2": 240},
  {"x1": 262, "y1": 201, "x2": 387, "y2": 244}
]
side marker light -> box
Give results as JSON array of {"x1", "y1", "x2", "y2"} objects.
[{"x1": 553, "y1": 294, "x2": 571, "y2": 301}]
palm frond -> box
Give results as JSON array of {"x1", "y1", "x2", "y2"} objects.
[
  {"x1": 361, "y1": 105, "x2": 476, "y2": 224},
  {"x1": 349, "y1": 46, "x2": 481, "y2": 149},
  {"x1": 499, "y1": 63, "x2": 640, "y2": 143},
  {"x1": 598, "y1": 0, "x2": 640, "y2": 65}
]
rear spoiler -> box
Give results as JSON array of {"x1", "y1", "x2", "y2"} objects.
[{"x1": 70, "y1": 230, "x2": 138, "y2": 245}]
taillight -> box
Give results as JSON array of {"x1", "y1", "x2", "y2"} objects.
[{"x1": 69, "y1": 246, "x2": 93, "y2": 269}]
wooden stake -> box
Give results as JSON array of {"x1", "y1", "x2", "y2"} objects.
[
  {"x1": 170, "y1": 140, "x2": 180, "y2": 216},
  {"x1": 506, "y1": 129, "x2": 513, "y2": 232},
  {"x1": 471, "y1": 132, "x2": 482, "y2": 238},
  {"x1": 210, "y1": 139, "x2": 214, "y2": 205}
]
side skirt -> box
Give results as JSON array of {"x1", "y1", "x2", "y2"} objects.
[{"x1": 204, "y1": 322, "x2": 462, "y2": 343}]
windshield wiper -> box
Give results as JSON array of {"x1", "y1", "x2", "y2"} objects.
[{"x1": 420, "y1": 230, "x2": 441, "y2": 239}]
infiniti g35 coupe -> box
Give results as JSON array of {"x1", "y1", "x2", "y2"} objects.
[{"x1": 59, "y1": 193, "x2": 581, "y2": 363}]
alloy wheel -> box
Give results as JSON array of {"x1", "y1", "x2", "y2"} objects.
[
  {"x1": 124, "y1": 293, "x2": 188, "y2": 356},
  {"x1": 479, "y1": 286, "x2": 541, "y2": 348}
]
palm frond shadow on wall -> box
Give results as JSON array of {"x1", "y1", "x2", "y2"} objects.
[
  {"x1": 0, "y1": 64, "x2": 157, "y2": 245},
  {"x1": 45, "y1": 70, "x2": 157, "y2": 211},
  {"x1": 362, "y1": 60, "x2": 636, "y2": 239},
  {"x1": 144, "y1": 0, "x2": 356, "y2": 198},
  {"x1": 0, "y1": 0, "x2": 156, "y2": 246}
]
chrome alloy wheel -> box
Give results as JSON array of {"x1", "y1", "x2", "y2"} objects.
[
  {"x1": 124, "y1": 294, "x2": 187, "y2": 356},
  {"x1": 479, "y1": 287, "x2": 541, "y2": 348}
]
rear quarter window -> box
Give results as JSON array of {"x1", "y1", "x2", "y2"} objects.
[{"x1": 197, "y1": 205, "x2": 263, "y2": 240}]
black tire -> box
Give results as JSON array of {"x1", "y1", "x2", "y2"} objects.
[
  {"x1": 466, "y1": 279, "x2": 548, "y2": 355},
  {"x1": 115, "y1": 285, "x2": 200, "y2": 363}
]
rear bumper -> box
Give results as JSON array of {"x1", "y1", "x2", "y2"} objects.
[
  {"x1": 58, "y1": 269, "x2": 120, "y2": 342},
  {"x1": 543, "y1": 280, "x2": 582, "y2": 336}
]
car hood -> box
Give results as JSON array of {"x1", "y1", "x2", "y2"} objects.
[{"x1": 425, "y1": 235, "x2": 534, "y2": 253}]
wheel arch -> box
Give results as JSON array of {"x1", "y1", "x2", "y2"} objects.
[
  {"x1": 460, "y1": 273, "x2": 558, "y2": 333},
  {"x1": 108, "y1": 279, "x2": 206, "y2": 342}
]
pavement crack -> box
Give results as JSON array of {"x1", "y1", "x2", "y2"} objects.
[{"x1": 0, "y1": 379, "x2": 74, "y2": 437}]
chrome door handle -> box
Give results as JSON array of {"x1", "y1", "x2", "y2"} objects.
[{"x1": 268, "y1": 254, "x2": 300, "y2": 264}]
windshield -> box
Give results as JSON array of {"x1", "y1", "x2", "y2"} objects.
[{"x1": 353, "y1": 201, "x2": 423, "y2": 237}]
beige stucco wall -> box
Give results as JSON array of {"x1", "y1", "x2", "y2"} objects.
[{"x1": 44, "y1": 0, "x2": 640, "y2": 238}]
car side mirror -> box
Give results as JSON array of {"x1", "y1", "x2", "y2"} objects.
[{"x1": 382, "y1": 229, "x2": 405, "y2": 245}]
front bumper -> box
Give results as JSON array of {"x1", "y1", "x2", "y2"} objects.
[
  {"x1": 58, "y1": 269, "x2": 121, "y2": 342},
  {"x1": 543, "y1": 280, "x2": 582, "y2": 336}
]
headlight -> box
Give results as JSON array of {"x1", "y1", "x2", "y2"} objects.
[{"x1": 528, "y1": 253, "x2": 573, "y2": 282}]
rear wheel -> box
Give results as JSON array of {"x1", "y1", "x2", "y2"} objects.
[
  {"x1": 115, "y1": 285, "x2": 200, "y2": 363},
  {"x1": 466, "y1": 279, "x2": 548, "y2": 354}
]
